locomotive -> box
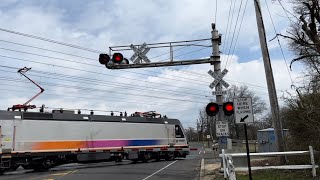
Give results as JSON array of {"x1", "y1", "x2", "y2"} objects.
[{"x1": 0, "y1": 109, "x2": 190, "y2": 173}]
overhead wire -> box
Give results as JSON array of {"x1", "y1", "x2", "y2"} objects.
[
  {"x1": 221, "y1": 0, "x2": 235, "y2": 65},
  {"x1": 0, "y1": 27, "x2": 280, "y2": 97},
  {"x1": 0, "y1": 77, "x2": 208, "y2": 104},
  {"x1": 0, "y1": 27, "x2": 102, "y2": 53},
  {"x1": 0, "y1": 85, "x2": 198, "y2": 109},
  {"x1": 0, "y1": 54, "x2": 213, "y2": 93},
  {"x1": 0, "y1": 45, "x2": 215, "y2": 86},
  {"x1": 265, "y1": 0, "x2": 294, "y2": 85},
  {"x1": 224, "y1": 0, "x2": 244, "y2": 68},
  {"x1": 0, "y1": 39, "x2": 97, "y2": 61},
  {"x1": 0, "y1": 66, "x2": 272, "y2": 97},
  {"x1": 0, "y1": 67, "x2": 211, "y2": 97},
  {"x1": 0, "y1": 66, "x2": 271, "y2": 97},
  {"x1": 225, "y1": 0, "x2": 249, "y2": 69}
]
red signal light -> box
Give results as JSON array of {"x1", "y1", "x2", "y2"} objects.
[
  {"x1": 99, "y1": 54, "x2": 110, "y2": 65},
  {"x1": 206, "y1": 102, "x2": 219, "y2": 117},
  {"x1": 112, "y1": 53, "x2": 123, "y2": 63},
  {"x1": 209, "y1": 106, "x2": 217, "y2": 111},
  {"x1": 225, "y1": 104, "x2": 233, "y2": 111},
  {"x1": 223, "y1": 102, "x2": 234, "y2": 116}
]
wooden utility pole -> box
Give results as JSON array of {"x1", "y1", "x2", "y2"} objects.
[{"x1": 253, "y1": 0, "x2": 285, "y2": 161}]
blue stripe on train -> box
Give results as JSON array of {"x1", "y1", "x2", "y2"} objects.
[{"x1": 127, "y1": 140, "x2": 161, "y2": 146}]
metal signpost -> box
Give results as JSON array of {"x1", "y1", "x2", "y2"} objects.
[
  {"x1": 216, "y1": 121, "x2": 230, "y2": 137},
  {"x1": 234, "y1": 97, "x2": 254, "y2": 180}
]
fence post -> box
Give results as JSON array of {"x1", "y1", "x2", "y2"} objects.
[
  {"x1": 227, "y1": 155, "x2": 237, "y2": 180},
  {"x1": 309, "y1": 146, "x2": 316, "y2": 177},
  {"x1": 222, "y1": 149, "x2": 227, "y2": 179}
]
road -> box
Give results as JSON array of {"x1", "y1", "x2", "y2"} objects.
[{"x1": 0, "y1": 143, "x2": 210, "y2": 180}]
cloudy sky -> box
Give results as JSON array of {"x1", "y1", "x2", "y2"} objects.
[{"x1": 0, "y1": 0, "x2": 303, "y2": 127}]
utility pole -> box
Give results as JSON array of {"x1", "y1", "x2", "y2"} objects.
[
  {"x1": 254, "y1": 0, "x2": 285, "y2": 161},
  {"x1": 211, "y1": 24, "x2": 226, "y2": 149}
]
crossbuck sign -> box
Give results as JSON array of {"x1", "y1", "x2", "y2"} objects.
[
  {"x1": 208, "y1": 69, "x2": 229, "y2": 95},
  {"x1": 130, "y1": 43, "x2": 151, "y2": 64}
]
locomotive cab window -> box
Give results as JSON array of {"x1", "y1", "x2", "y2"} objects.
[{"x1": 175, "y1": 125, "x2": 184, "y2": 138}]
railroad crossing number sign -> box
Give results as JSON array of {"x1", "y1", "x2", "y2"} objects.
[
  {"x1": 208, "y1": 69, "x2": 229, "y2": 95},
  {"x1": 234, "y1": 97, "x2": 254, "y2": 124},
  {"x1": 216, "y1": 121, "x2": 230, "y2": 137},
  {"x1": 130, "y1": 42, "x2": 151, "y2": 64}
]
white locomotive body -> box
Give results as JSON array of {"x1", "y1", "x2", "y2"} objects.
[{"x1": 0, "y1": 110, "x2": 189, "y2": 172}]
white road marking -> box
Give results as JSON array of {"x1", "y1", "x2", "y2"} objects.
[
  {"x1": 142, "y1": 160, "x2": 178, "y2": 180},
  {"x1": 200, "y1": 158, "x2": 205, "y2": 180},
  {"x1": 204, "y1": 151, "x2": 206, "y2": 154}
]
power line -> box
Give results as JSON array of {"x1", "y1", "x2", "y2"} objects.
[
  {"x1": 226, "y1": 0, "x2": 249, "y2": 69},
  {"x1": 0, "y1": 27, "x2": 103, "y2": 53},
  {"x1": 0, "y1": 68, "x2": 210, "y2": 98},
  {"x1": 276, "y1": 0, "x2": 299, "y2": 24},
  {"x1": 0, "y1": 77, "x2": 208, "y2": 104},
  {"x1": 265, "y1": 0, "x2": 294, "y2": 85},
  {"x1": 0, "y1": 45, "x2": 216, "y2": 86},
  {"x1": 225, "y1": 0, "x2": 244, "y2": 68},
  {"x1": 0, "y1": 54, "x2": 213, "y2": 92},
  {"x1": 0, "y1": 85, "x2": 199, "y2": 109},
  {"x1": 215, "y1": 0, "x2": 218, "y2": 24},
  {"x1": 0, "y1": 66, "x2": 273, "y2": 99},
  {"x1": 0, "y1": 28, "x2": 282, "y2": 95},
  {"x1": 221, "y1": 0, "x2": 235, "y2": 62},
  {"x1": 0, "y1": 39, "x2": 97, "y2": 61}
]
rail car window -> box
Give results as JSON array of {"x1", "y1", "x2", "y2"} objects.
[{"x1": 175, "y1": 125, "x2": 184, "y2": 138}]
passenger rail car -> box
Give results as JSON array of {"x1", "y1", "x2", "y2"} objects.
[{"x1": 0, "y1": 110, "x2": 189, "y2": 173}]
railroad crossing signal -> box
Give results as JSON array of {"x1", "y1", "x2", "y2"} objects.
[
  {"x1": 99, "y1": 54, "x2": 110, "y2": 65},
  {"x1": 112, "y1": 53, "x2": 124, "y2": 63},
  {"x1": 99, "y1": 53, "x2": 129, "y2": 66},
  {"x1": 205, "y1": 102, "x2": 219, "y2": 116},
  {"x1": 130, "y1": 42, "x2": 151, "y2": 64},
  {"x1": 208, "y1": 69, "x2": 229, "y2": 92},
  {"x1": 223, "y1": 102, "x2": 234, "y2": 116}
]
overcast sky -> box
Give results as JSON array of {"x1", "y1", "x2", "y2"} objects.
[{"x1": 0, "y1": 0, "x2": 303, "y2": 127}]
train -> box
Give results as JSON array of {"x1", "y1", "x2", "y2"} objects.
[{"x1": 0, "y1": 109, "x2": 190, "y2": 173}]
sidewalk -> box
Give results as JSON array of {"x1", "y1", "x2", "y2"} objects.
[{"x1": 200, "y1": 148, "x2": 224, "y2": 180}]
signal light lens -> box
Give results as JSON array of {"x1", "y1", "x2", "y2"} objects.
[
  {"x1": 225, "y1": 104, "x2": 233, "y2": 111},
  {"x1": 209, "y1": 106, "x2": 217, "y2": 111},
  {"x1": 99, "y1": 54, "x2": 110, "y2": 65},
  {"x1": 112, "y1": 53, "x2": 124, "y2": 63},
  {"x1": 223, "y1": 102, "x2": 234, "y2": 116},
  {"x1": 206, "y1": 102, "x2": 219, "y2": 117}
]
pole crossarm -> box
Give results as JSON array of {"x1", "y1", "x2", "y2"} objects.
[{"x1": 106, "y1": 56, "x2": 219, "y2": 69}]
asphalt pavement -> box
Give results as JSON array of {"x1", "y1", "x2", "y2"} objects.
[{"x1": 0, "y1": 142, "x2": 208, "y2": 180}]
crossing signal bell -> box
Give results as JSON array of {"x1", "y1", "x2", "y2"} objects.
[
  {"x1": 206, "y1": 102, "x2": 219, "y2": 117},
  {"x1": 223, "y1": 102, "x2": 234, "y2": 116}
]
